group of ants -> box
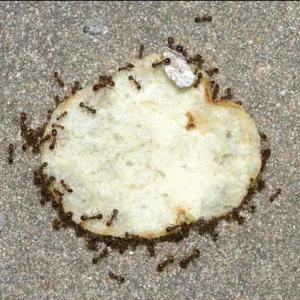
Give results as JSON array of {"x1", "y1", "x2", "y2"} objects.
[{"x1": 6, "y1": 21, "x2": 282, "y2": 284}]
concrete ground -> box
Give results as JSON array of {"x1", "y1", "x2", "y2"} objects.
[{"x1": 0, "y1": 2, "x2": 299, "y2": 299}]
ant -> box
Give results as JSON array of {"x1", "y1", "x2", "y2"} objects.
[
  {"x1": 93, "y1": 75, "x2": 115, "y2": 91},
  {"x1": 60, "y1": 179, "x2": 73, "y2": 193},
  {"x1": 179, "y1": 248, "x2": 200, "y2": 269},
  {"x1": 167, "y1": 36, "x2": 175, "y2": 49},
  {"x1": 49, "y1": 129, "x2": 57, "y2": 150},
  {"x1": 53, "y1": 71, "x2": 65, "y2": 87},
  {"x1": 152, "y1": 58, "x2": 171, "y2": 68},
  {"x1": 166, "y1": 224, "x2": 183, "y2": 233},
  {"x1": 81, "y1": 213, "x2": 103, "y2": 221},
  {"x1": 56, "y1": 111, "x2": 67, "y2": 121},
  {"x1": 220, "y1": 88, "x2": 232, "y2": 100},
  {"x1": 79, "y1": 102, "x2": 96, "y2": 114},
  {"x1": 195, "y1": 15, "x2": 212, "y2": 23},
  {"x1": 108, "y1": 272, "x2": 125, "y2": 284},
  {"x1": 8, "y1": 144, "x2": 14, "y2": 164},
  {"x1": 54, "y1": 95, "x2": 62, "y2": 107},
  {"x1": 259, "y1": 132, "x2": 267, "y2": 141},
  {"x1": 260, "y1": 148, "x2": 271, "y2": 172},
  {"x1": 71, "y1": 81, "x2": 81, "y2": 95},
  {"x1": 128, "y1": 75, "x2": 141, "y2": 90},
  {"x1": 175, "y1": 44, "x2": 188, "y2": 58},
  {"x1": 269, "y1": 188, "x2": 282, "y2": 203},
  {"x1": 193, "y1": 72, "x2": 203, "y2": 88},
  {"x1": 106, "y1": 209, "x2": 118, "y2": 226},
  {"x1": 138, "y1": 44, "x2": 145, "y2": 59},
  {"x1": 156, "y1": 255, "x2": 175, "y2": 272},
  {"x1": 20, "y1": 112, "x2": 27, "y2": 138},
  {"x1": 92, "y1": 247, "x2": 109, "y2": 264},
  {"x1": 206, "y1": 67, "x2": 219, "y2": 77},
  {"x1": 211, "y1": 81, "x2": 219, "y2": 100},
  {"x1": 118, "y1": 63, "x2": 135, "y2": 72},
  {"x1": 51, "y1": 123, "x2": 64, "y2": 129},
  {"x1": 52, "y1": 218, "x2": 61, "y2": 230},
  {"x1": 53, "y1": 188, "x2": 64, "y2": 197}
]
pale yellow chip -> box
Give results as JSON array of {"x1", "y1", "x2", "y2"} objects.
[{"x1": 41, "y1": 54, "x2": 261, "y2": 238}]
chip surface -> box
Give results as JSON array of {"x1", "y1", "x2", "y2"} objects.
[{"x1": 41, "y1": 54, "x2": 261, "y2": 238}]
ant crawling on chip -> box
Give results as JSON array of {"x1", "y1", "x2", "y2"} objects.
[
  {"x1": 106, "y1": 209, "x2": 118, "y2": 226},
  {"x1": 152, "y1": 58, "x2": 171, "y2": 68},
  {"x1": 81, "y1": 212, "x2": 103, "y2": 221},
  {"x1": 128, "y1": 75, "x2": 141, "y2": 90}
]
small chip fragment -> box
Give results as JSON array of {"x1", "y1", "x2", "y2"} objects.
[{"x1": 162, "y1": 48, "x2": 196, "y2": 88}]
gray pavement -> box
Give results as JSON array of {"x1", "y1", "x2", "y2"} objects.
[{"x1": 0, "y1": 2, "x2": 299, "y2": 300}]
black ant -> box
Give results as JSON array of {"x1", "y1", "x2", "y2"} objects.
[
  {"x1": 52, "y1": 218, "x2": 61, "y2": 230},
  {"x1": 118, "y1": 63, "x2": 135, "y2": 72},
  {"x1": 51, "y1": 123, "x2": 64, "y2": 129},
  {"x1": 152, "y1": 58, "x2": 171, "y2": 68},
  {"x1": 54, "y1": 95, "x2": 62, "y2": 107},
  {"x1": 220, "y1": 88, "x2": 232, "y2": 100},
  {"x1": 206, "y1": 67, "x2": 219, "y2": 77},
  {"x1": 53, "y1": 188, "x2": 64, "y2": 197},
  {"x1": 79, "y1": 102, "x2": 96, "y2": 114},
  {"x1": 92, "y1": 247, "x2": 109, "y2": 264},
  {"x1": 8, "y1": 144, "x2": 14, "y2": 164},
  {"x1": 106, "y1": 209, "x2": 118, "y2": 226},
  {"x1": 259, "y1": 132, "x2": 267, "y2": 141},
  {"x1": 260, "y1": 148, "x2": 271, "y2": 172},
  {"x1": 166, "y1": 222, "x2": 187, "y2": 233},
  {"x1": 53, "y1": 71, "x2": 65, "y2": 87},
  {"x1": 81, "y1": 213, "x2": 103, "y2": 221},
  {"x1": 93, "y1": 75, "x2": 115, "y2": 91},
  {"x1": 49, "y1": 129, "x2": 57, "y2": 150},
  {"x1": 128, "y1": 75, "x2": 141, "y2": 89},
  {"x1": 156, "y1": 255, "x2": 175, "y2": 272},
  {"x1": 195, "y1": 15, "x2": 212, "y2": 23},
  {"x1": 193, "y1": 72, "x2": 203, "y2": 88},
  {"x1": 175, "y1": 44, "x2": 188, "y2": 58},
  {"x1": 179, "y1": 248, "x2": 200, "y2": 269},
  {"x1": 56, "y1": 111, "x2": 68, "y2": 121},
  {"x1": 138, "y1": 44, "x2": 145, "y2": 59},
  {"x1": 211, "y1": 81, "x2": 219, "y2": 100},
  {"x1": 20, "y1": 112, "x2": 27, "y2": 138},
  {"x1": 71, "y1": 81, "x2": 81, "y2": 95},
  {"x1": 60, "y1": 179, "x2": 73, "y2": 193},
  {"x1": 108, "y1": 272, "x2": 125, "y2": 284},
  {"x1": 269, "y1": 188, "x2": 282, "y2": 203},
  {"x1": 167, "y1": 36, "x2": 175, "y2": 49}
]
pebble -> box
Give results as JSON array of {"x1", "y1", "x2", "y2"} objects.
[{"x1": 83, "y1": 21, "x2": 108, "y2": 36}]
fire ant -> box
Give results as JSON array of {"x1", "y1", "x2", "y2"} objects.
[
  {"x1": 92, "y1": 247, "x2": 109, "y2": 264},
  {"x1": 106, "y1": 209, "x2": 118, "y2": 226},
  {"x1": 118, "y1": 63, "x2": 135, "y2": 72},
  {"x1": 79, "y1": 102, "x2": 96, "y2": 114},
  {"x1": 211, "y1": 81, "x2": 219, "y2": 100},
  {"x1": 195, "y1": 15, "x2": 212, "y2": 23},
  {"x1": 220, "y1": 88, "x2": 232, "y2": 100},
  {"x1": 128, "y1": 75, "x2": 141, "y2": 89},
  {"x1": 51, "y1": 123, "x2": 64, "y2": 129},
  {"x1": 269, "y1": 188, "x2": 282, "y2": 203},
  {"x1": 71, "y1": 81, "x2": 81, "y2": 95},
  {"x1": 108, "y1": 272, "x2": 125, "y2": 284},
  {"x1": 53, "y1": 71, "x2": 65, "y2": 87},
  {"x1": 167, "y1": 36, "x2": 175, "y2": 49},
  {"x1": 60, "y1": 179, "x2": 73, "y2": 193},
  {"x1": 156, "y1": 255, "x2": 175, "y2": 272},
  {"x1": 138, "y1": 44, "x2": 145, "y2": 59},
  {"x1": 8, "y1": 144, "x2": 14, "y2": 164},
  {"x1": 193, "y1": 72, "x2": 203, "y2": 88},
  {"x1": 152, "y1": 58, "x2": 171, "y2": 68},
  {"x1": 179, "y1": 248, "x2": 200, "y2": 269},
  {"x1": 56, "y1": 111, "x2": 67, "y2": 121},
  {"x1": 81, "y1": 213, "x2": 103, "y2": 221},
  {"x1": 206, "y1": 67, "x2": 219, "y2": 77},
  {"x1": 175, "y1": 44, "x2": 188, "y2": 58},
  {"x1": 49, "y1": 129, "x2": 57, "y2": 150}
]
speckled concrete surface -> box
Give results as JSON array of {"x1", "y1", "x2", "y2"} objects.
[{"x1": 0, "y1": 2, "x2": 299, "y2": 300}]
